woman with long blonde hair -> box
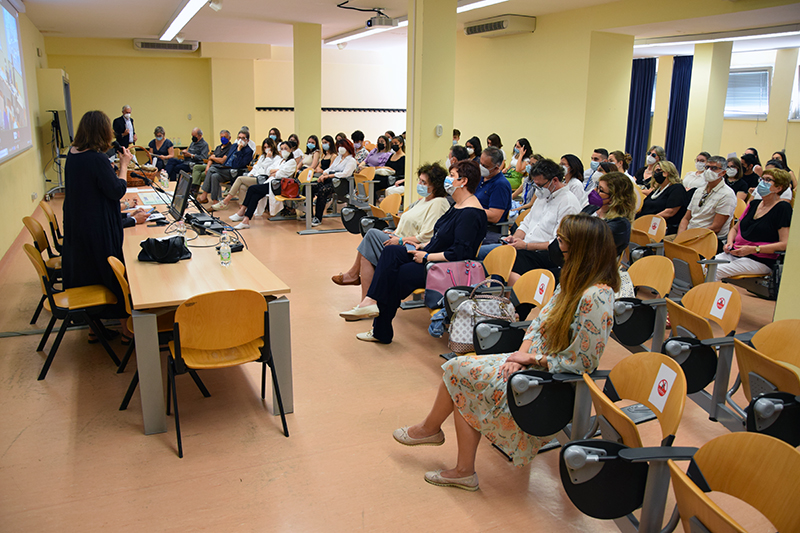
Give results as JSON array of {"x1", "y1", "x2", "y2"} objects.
[{"x1": 392, "y1": 215, "x2": 619, "y2": 491}]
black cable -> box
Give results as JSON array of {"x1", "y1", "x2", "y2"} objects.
[{"x1": 336, "y1": 1, "x2": 386, "y2": 17}]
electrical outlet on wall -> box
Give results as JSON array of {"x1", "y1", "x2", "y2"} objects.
[{"x1": 31, "y1": 192, "x2": 38, "y2": 201}]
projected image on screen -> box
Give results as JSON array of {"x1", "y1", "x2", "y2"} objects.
[{"x1": 0, "y1": 0, "x2": 31, "y2": 164}]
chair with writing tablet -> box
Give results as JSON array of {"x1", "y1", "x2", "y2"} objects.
[{"x1": 38, "y1": 200, "x2": 63, "y2": 253}]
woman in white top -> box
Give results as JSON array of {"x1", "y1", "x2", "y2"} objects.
[
  {"x1": 312, "y1": 138, "x2": 358, "y2": 227},
  {"x1": 229, "y1": 141, "x2": 297, "y2": 229},
  {"x1": 286, "y1": 134, "x2": 304, "y2": 168},
  {"x1": 682, "y1": 151, "x2": 710, "y2": 192},
  {"x1": 608, "y1": 150, "x2": 635, "y2": 182},
  {"x1": 210, "y1": 137, "x2": 277, "y2": 211},
  {"x1": 301, "y1": 135, "x2": 321, "y2": 171},
  {"x1": 561, "y1": 154, "x2": 588, "y2": 208},
  {"x1": 335, "y1": 163, "x2": 451, "y2": 321}
]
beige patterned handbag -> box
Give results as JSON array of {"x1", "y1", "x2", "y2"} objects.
[{"x1": 448, "y1": 279, "x2": 515, "y2": 354}]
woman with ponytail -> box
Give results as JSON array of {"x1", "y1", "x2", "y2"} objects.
[{"x1": 392, "y1": 215, "x2": 619, "y2": 491}]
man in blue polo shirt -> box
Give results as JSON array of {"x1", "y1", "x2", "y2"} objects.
[
  {"x1": 476, "y1": 146, "x2": 512, "y2": 244},
  {"x1": 199, "y1": 129, "x2": 254, "y2": 202}
]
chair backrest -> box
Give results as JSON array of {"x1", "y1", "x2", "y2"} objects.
[
  {"x1": 668, "y1": 432, "x2": 800, "y2": 533},
  {"x1": 734, "y1": 339, "x2": 800, "y2": 403},
  {"x1": 626, "y1": 255, "x2": 674, "y2": 298},
  {"x1": 107, "y1": 256, "x2": 133, "y2": 316},
  {"x1": 482, "y1": 244, "x2": 517, "y2": 283},
  {"x1": 39, "y1": 200, "x2": 62, "y2": 239},
  {"x1": 585, "y1": 352, "x2": 686, "y2": 447},
  {"x1": 356, "y1": 166, "x2": 375, "y2": 182},
  {"x1": 379, "y1": 193, "x2": 402, "y2": 216},
  {"x1": 733, "y1": 198, "x2": 746, "y2": 222},
  {"x1": 663, "y1": 239, "x2": 705, "y2": 288},
  {"x1": 629, "y1": 228, "x2": 652, "y2": 248},
  {"x1": 512, "y1": 269, "x2": 556, "y2": 308},
  {"x1": 174, "y1": 289, "x2": 267, "y2": 351},
  {"x1": 674, "y1": 228, "x2": 717, "y2": 260},
  {"x1": 22, "y1": 243, "x2": 50, "y2": 296},
  {"x1": 364, "y1": 141, "x2": 376, "y2": 152},
  {"x1": 391, "y1": 213, "x2": 401, "y2": 227},
  {"x1": 632, "y1": 215, "x2": 667, "y2": 243},
  {"x1": 515, "y1": 208, "x2": 531, "y2": 228},
  {"x1": 22, "y1": 216, "x2": 55, "y2": 259},
  {"x1": 634, "y1": 186, "x2": 646, "y2": 213},
  {"x1": 680, "y1": 281, "x2": 741, "y2": 335},
  {"x1": 297, "y1": 167, "x2": 313, "y2": 184},
  {"x1": 751, "y1": 319, "x2": 800, "y2": 367}
]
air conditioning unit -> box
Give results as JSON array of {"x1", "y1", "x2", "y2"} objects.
[
  {"x1": 464, "y1": 15, "x2": 536, "y2": 38},
  {"x1": 133, "y1": 39, "x2": 199, "y2": 52}
]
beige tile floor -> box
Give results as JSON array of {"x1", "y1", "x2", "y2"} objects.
[{"x1": 0, "y1": 198, "x2": 780, "y2": 532}]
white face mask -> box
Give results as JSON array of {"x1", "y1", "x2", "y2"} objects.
[
  {"x1": 479, "y1": 165, "x2": 490, "y2": 178},
  {"x1": 703, "y1": 168, "x2": 721, "y2": 183},
  {"x1": 466, "y1": 147, "x2": 474, "y2": 156},
  {"x1": 444, "y1": 158, "x2": 451, "y2": 170},
  {"x1": 695, "y1": 160, "x2": 706, "y2": 172},
  {"x1": 238, "y1": 139, "x2": 246, "y2": 146},
  {"x1": 534, "y1": 181, "x2": 552, "y2": 201},
  {"x1": 646, "y1": 155, "x2": 657, "y2": 166},
  {"x1": 280, "y1": 150, "x2": 290, "y2": 159},
  {"x1": 562, "y1": 165, "x2": 570, "y2": 177},
  {"x1": 338, "y1": 147, "x2": 347, "y2": 156},
  {"x1": 726, "y1": 167, "x2": 737, "y2": 178},
  {"x1": 123, "y1": 113, "x2": 131, "y2": 120}
]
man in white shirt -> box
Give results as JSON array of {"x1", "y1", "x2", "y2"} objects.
[
  {"x1": 678, "y1": 155, "x2": 737, "y2": 242},
  {"x1": 503, "y1": 159, "x2": 581, "y2": 285}
]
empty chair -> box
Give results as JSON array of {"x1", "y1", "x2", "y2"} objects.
[
  {"x1": 482, "y1": 243, "x2": 517, "y2": 284},
  {"x1": 23, "y1": 243, "x2": 120, "y2": 380},
  {"x1": 39, "y1": 200, "x2": 64, "y2": 253},
  {"x1": 674, "y1": 227, "x2": 718, "y2": 260},
  {"x1": 167, "y1": 289, "x2": 289, "y2": 457},
  {"x1": 22, "y1": 216, "x2": 62, "y2": 324},
  {"x1": 663, "y1": 237, "x2": 727, "y2": 298},
  {"x1": 625, "y1": 215, "x2": 666, "y2": 266},
  {"x1": 668, "y1": 432, "x2": 800, "y2": 533}
]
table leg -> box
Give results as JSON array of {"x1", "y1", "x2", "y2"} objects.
[
  {"x1": 132, "y1": 309, "x2": 167, "y2": 434},
  {"x1": 268, "y1": 296, "x2": 293, "y2": 414}
]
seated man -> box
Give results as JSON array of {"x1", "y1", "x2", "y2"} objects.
[
  {"x1": 583, "y1": 148, "x2": 608, "y2": 190},
  {"x1": 677, "y1": 155, "x2": 737, "y2": 245},
  {"x1": 491, "y1": 159, "x2": 580, "y2": 283},
  {"x1": 192, "y1": 129, "x2": 234, "y2": 194},
  {"x1": 198, "y1": 129, "x2": 254, "y2": 203},
  {"x1": 165, "y1": 127, "x2": 209, "y2": 182},
  {"x1": 476, "y1": 146, "x2": 512, "y2": 244}
]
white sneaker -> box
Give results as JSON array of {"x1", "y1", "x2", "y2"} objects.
[
  {"x1": 356, "y1": 329, "x2": 380, "y2": 342},
  {"x1": 229, "y1": 213, "x2": 243, "y2": 221},
  {"x1": 233, "y1": 222, "x2": 250, "y2": 230},
  {"x1": 211, "y1": 201, "x2": 226, "y2": 211},
  {"x1": 339, "y1": 305, "x2": 379, "y2": 321}
]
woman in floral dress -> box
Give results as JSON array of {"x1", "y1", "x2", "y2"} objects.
[{"x1": 393, "y1": 215, "x2": 620, "y2": 491}]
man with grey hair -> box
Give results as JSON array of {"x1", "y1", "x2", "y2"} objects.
[
  {"x1": 191, "y1": 129, "x2": 234, "y2": 193},
  {"x1": 165, "y1": 127, "x2": 209, "y2": 181},
  {"x1": 476, "y1": 145, "x2": 512, "y2": 244},
  {"x1": 112, "y1": 105, "x2": 136, "y2": 147},
  {"x1": 197, "y1": 129, "x2": 254, "y2": 203},
  {"x1": 678, "y1": 154, "x2": 737, "y2": 242}
]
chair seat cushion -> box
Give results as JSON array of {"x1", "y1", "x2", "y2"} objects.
[
  {"x1": 726, "y1": 273, "x2": 768, "y2": 280},
  {"x1": 169, "y1": 337, "x2": 264, "y2": 369},
  {"x1": 54, "y1": 285, "x2": 118, "y2": 310},
  {"x1": 275, "y1": 195, "x2": 305, "y2": 202},
  {"x1": 46, "y1": 256, "x2": 61, "y2": 270}
]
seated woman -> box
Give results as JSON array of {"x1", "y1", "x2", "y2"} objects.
[
  {"x1": 228, "y1": 141, "x2": 297, "y2": 229},
  {"x1": 561, "y1": 153, "x2": 587, "y2": 207},
  {"x1": 334, "y1": 163, "x2": 450, "y2": 321},
  {"x1": 210, "y1": 137, "x2": 277, "y2": 211},
  {"x1": 682, "y1": 151, "x2": 711, "y2": 192},
  {"x1": 715, "y1": 168, "x2": 792, "y2": 281},
  {"x1": 634, "y1": 145, "x2": 665, "y2": 188},
  {"x1": 352, "y1": 130, "x2": 369, "y2": 164},
  {"x1": 585, "y1": 171, "x2": 636, "y2": 257},
  {"x1": 636, "y1": 160, "x2": 687, "y2": 235},
  {"x1": 506, "y1": 138, "x2": 533, "y2": 192},
  {"x1": 464, "y1": 136, "x2": 482, "y2": 163},
  {"x1": 375, "y1": 136, "x2": 406, "y2": 192},
  {"x1": 509, "y1": 149, "x2": 540, "y2": 219},
  {"x1": 312, "y1": 135, "x2": 336, "y2": 175},
  {"x1": 147, "y1": 126, "x2": 174, "y2": 171},
  {"x1": 723, "y1": 157, "x2": 748, "y2": 201},
  {"x1": 312, "y1": 138, "x2": 358, "y2": 227},
  {"x1": 300, "y1": 135, "x2": 321, "y2": 172},
  {"x1": 286, "y1": 134, "x2": 304, "y2": 169},
  {"x1": 486, "y1": 133, "x2": 506, "y2": 165},
  {"x1": 267, "y1": 127, "x2": 281, "y2": 144},
  {"x1": 392, "y1": 215, "x2": 619, "y2": 490},
  {"x1": 358, "y1": 135, "x2": 392, "y2": 171},
  {"x1": 608, "y1": 150, "x2": 634, "y2": 181},
  {"x1": 357, "y1": 160, "x2": 487, "y2": 343},
  {"x1": 771, "y1": 150, "x2": 796, "y2": 190},
  {"x1": 752, "y1": 159, "x2": 794, "y2": 202}
]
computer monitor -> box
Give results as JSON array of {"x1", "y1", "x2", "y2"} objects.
[{"x1": 170, "y1": 171, "x2": 192, "y2": 221}]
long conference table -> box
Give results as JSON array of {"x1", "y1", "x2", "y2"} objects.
[{"x1": 121, "y1": 218, "x2": 292, "y2": 435}]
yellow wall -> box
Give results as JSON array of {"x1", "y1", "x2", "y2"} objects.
[{"x1": 0, "y1": 14, "x2": 47, "y2": 260}]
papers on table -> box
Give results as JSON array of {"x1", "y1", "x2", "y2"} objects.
[
  {"x1": 138, "y1": 191, "x2": 173, "y2": 205},
  {"x1": 146, "y1": 212, "x2": 166, "y2": 222}
]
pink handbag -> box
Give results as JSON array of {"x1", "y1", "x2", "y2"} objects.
[{"x1": 424, "y1": 260, "x2": 486, "y2": 308}]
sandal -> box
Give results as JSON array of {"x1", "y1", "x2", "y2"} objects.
[
  {"x1": 88, "y1": 333, "x2": 100, "y2": 344},
  {"x1": 121, "y1": 333, "x2": 134, "y2": 346}
]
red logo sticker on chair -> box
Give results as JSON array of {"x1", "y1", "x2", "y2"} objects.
[
  {"x1": 538, "y1": 284, "x2": 545, "y2": 295},
  {"x1": 658, "y1": 379, "x2": 668, "y2": 397},
  {"x1": 716, "y1": 297, "x2": 725, "y2": 310}
]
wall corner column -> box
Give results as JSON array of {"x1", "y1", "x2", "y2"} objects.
[{"x1": 292, "y1": 23, "x2": 322, "y2": 144}]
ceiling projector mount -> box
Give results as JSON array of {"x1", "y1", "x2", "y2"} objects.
[{"x1": 336, "y1": 1, "x2": 397, "y2": 28}]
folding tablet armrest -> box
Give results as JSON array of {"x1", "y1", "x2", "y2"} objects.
[
  {"x1": 700, "y1": 336, "x2": 736, "y2": 348},
  {"x1": 495, "y1": 220, "x2": 514, "y2": 236},
  {"x1": 698, "y1": 259, "x2": 729, "y2": 265},
  {"x1": 618, "y1": 446, "x2": 698, "y2": 463},
  {"x1": 639, "y1": 297, "x2": 667, "y2": 307},
  {"x1": 645, "y1": 242, "x2": 664, "y2": 251},
  {"x1": 553, "y1": 370, "x2": 611, "y2": 382}
]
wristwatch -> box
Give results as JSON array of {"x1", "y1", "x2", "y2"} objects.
[
  {"x1": 424, "y1": 253, "x2": 429, "y2": 262},
  {"x1": 755, "y1": 245, "x2": 761, "y2": 253}
]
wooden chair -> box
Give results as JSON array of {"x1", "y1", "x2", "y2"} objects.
[
  {"x1": 560, "y1": 352, "x2": 688, "y2": 533},
  {"x1": 38, "y1": 200, "x2": 63, "y2": 253},
  {"x1": 370, "y1": 193, "x2": 402, "y2": 218},
  {"x1": 352, "y1": 167, "x2": 377, "y2": 205},
  {"x1": 167, "y1": 289, "x2": 289, "y2": 457},
  {"x1": 663, "y1": 236, "x2": 727, "y2": 297},
  {"x1": 634, "y1": 185, "x2": 647, "y2": 213},
  {"x1": 482, "y1": 244, "x2": 517, "y2": 284},
  {"x1": 627, "y1": 255, "x2": 674, "y2": 299},
  {"x1": 510, "y1": 268, "x2": 555, "y2": 319},
  {"x1": 751, "y1": 318, "x2": 800, "y2": 365},
  {"x1": 732, "y1": 198, "x2": 746, "y2": 227},
  {"x1": 514, "y1": 207, "x2": 531, "y2": 228},
  {"x1": 668, "y1": 432, "x2": 800, "y2": 533},
  {"x1": 107, "y1": 257, "x2": 208, "y2": 411},
  {"x1": 363, "y1": 141, "x2": 376, "y2": 152},
  {"x1": 632, "y1": 215, "x2": 667, "y2": 244},
  {"x1": 23, "y1": 243, "x2": 120, "y2": 380},
  {"x1": 275, "y1": 167, "x2": 310, "y2": 204},
  {"x1": 391, "y1": 213, "x2": 401, "y2": 227},
  {"x1": 674, "y1": 228, "x2": 717, "y2": 260},
  {"x1": 23, "y1": 216, "x2": 62, "y2": 324}
]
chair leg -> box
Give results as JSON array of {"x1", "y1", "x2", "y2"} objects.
[
  {"x1": 188, "y1": 370, "x2": 210, "y2": 397},
  {"x1": 84, "y1": 315, "x2": 121, "y2": 367},
  {"x1": 261, "y1": 362, "x2": 266, "y2": 400},
  {"x1": 117, "y1": 342, "x2": 135, "y2": 373},
  {"x1": 268, "y1": 359, "x2": 289, "y2": 437},
  {"x1": 38, "y1": 317, "x2": 70, "y2": 380},
  {"x1": 119, "y1": 370, "x2": 139, "y2": 411},
  {"x1": 168, "y1": 360, "x2": 183, "y2": 458},
  {"x1": 37, "y1": 315, "x2": 57, "y2": 352},
  {"x1": 166, "y1": 364, "x2": 172, "y2": 415},
  {"x1": 30, "y1": 295, "x2": 45, "y2": 324}
]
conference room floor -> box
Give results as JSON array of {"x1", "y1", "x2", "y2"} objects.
[{"x1": 0, "y1": 197, "x2": 778, "y2": 532}]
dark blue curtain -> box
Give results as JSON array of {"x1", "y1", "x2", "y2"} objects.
[
  {"x1": 665, "y1": 56, "x2": 693, "y2": 173},
  {"x1": 625, "y1": 58, "x2": 657, "y2": 175}
]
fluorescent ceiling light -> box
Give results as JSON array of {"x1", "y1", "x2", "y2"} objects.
[
  {"x1": 161, "y1": 0, "x2": 208, "y2": 42},
  {"x1": 324, "y1": 0, "x2": 507, "y2": 46},
  {"x1": 634, "y1": 24, "x2": 800, "y2": 49}
]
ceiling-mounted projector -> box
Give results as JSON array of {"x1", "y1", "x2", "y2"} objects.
[{"x1": 366, "y1": 15, "x2": 396, "y2": 28}]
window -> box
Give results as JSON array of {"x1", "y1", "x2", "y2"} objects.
[
  {"x1": 790, "y1": 65, "x2": 800, "y2": 121},
  {"x1": 724, "y1": 68, "x2": 771, "y2": 119}
]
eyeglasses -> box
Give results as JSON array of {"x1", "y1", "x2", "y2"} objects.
[
  {"x1": 704, "y1": 165, "x2": 721, "y2": 171},
  {"x1": 760, "y1": 177, "x2": 774, "y2": 184}
]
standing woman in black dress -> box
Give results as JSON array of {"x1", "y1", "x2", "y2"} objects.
[{"x1": 62, "y1": 110, "x2": 132, "y2": 341}]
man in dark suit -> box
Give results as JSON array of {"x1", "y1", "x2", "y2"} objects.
[{"x1": 112, "y1": 105, "x2": 137, "y2": 147}]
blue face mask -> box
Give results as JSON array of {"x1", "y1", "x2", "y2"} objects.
[
  {"x1": 525, "y1": 164, "x2": 531, "y2": 175},
  {"x1": 417, "y1": 183, "x2": 429, "y2": 197},
  {"x1": 452, "y1": 140, "x2": 458, "y2": 146},
  {"x1": 221, "y1": 137, "x2": 229, "y2": 144},
  {"x1": 513, "y1": 147, "x2": 520, "y2": 155},
  {"x1": 269, "y1": 135, "x2": 277, "y2": 141},
  {"x1": 321, "y1": 143, "x2": 330, "y2": 151},
  {"x1": 756, "y1": 179, "x2": 772, "y2": 197},
  {"x1": 590, "y1": 160, "x2": 600, "y2": 171},
  {"x1": 156, "y1": 136, "x2": 164, "y2": 141},
  {"x1": 307, "y1": 142, "x2": 316, "y2": 151}
]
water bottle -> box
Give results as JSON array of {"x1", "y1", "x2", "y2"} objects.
[
  {"x1": 160, "y1": 170, "x2": 169, "y2": 189},
  {"x1": 176, "y1": 220, "x2": 186, "y2": 246},
  {"x1": 219, "y1": 231, "x2": 231, "y2": 267}
]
